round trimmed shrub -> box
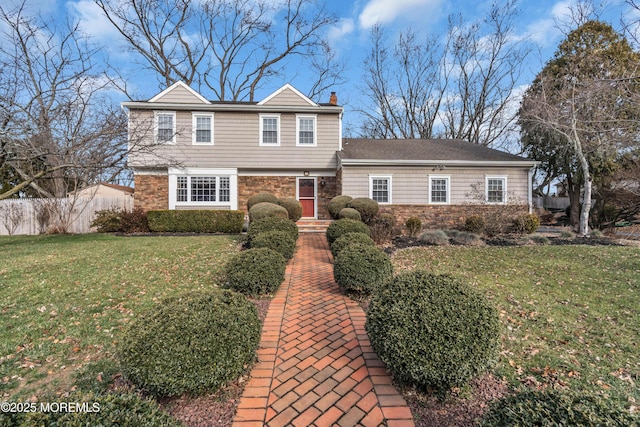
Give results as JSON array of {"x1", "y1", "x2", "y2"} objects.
[
  {"x1": 405, "y1": 216, "x2": 422, "y2": 237},
  {"x1": 248, "y1": 202, "x2": 289, "y2": 222},
  {"x1": 247, "y1": 192, "x2": 278, "y2": 210},
  {"x1": 480, "y1": 389, "x2": 638, "y2": 427},
  {"x1": 338, "y1": 207, "x2": 362, "y2": 221},
  {"x1": 369, "y1": 212, "x2": 397, "y2": 243},
  {"x1": 464, "y1": 215, "x2": 485, "y2": 233},
  {"x1": 512, "y1": 213, "x2": 541, "y2": 234},
  {"x1": 277, "y1": 198, "x2": 303, "y2": 221},
  {"x1": 333, "y1": 245, "x2": 393, "y2": 294},
  {"x1": 366, "y1": 271, "x2": 500, "y2": 394},
  {"x1": 328, "y1": 195, "x2": 353, "y2": 219},
  {"x1": 223, "y1": 247, "x2": 286, "y2": 295},
  {"x1": 251, "y1": 230, "x2": 296, "y2": 260},
  {"x1": 326, "y1": 218, "x2": 371, "y2": 245},
  {"x1": 347, "y1": 197, "x2": 379, "y2": 223},
  {"x1": 247, "y1": 216, "x2": 298, "y2": 244},
  {"x1": 8, "y1": 392, "x2": 183, "y2": 427},
  {"x1": 330, "y1": 232, "x2": 376, "y2": 258},
  {"x1": 118, "y1": 290, "x2": 260, "y2": 397}
]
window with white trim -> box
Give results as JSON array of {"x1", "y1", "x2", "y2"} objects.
[
  {"x1": 296, "y1": 115, "x2": 316, "y2": 146},
  {"x1": 155, "y1": 111, "x2": 176, "y2": 144},
  {"x1": 429, "y1": 176, "x2": 450, "y2": 204},
  {"x1": 192, "y1": 113, "x2": 213, "y2": 144},
  {"x1": 370, "y1": 176, "x2": 391, "y2": 204},
  {"x1": 175, "y1": 176, "x2": 230, "y2": 203},
  {"x1": 260, "y1": 114, "x2": 280, "y2": 145},
  {"x1": 486, "y1": 177, "x2": 506, "y2": 203}
]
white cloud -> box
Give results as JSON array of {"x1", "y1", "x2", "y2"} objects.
[
  {"x1": 358, "y1": 0, "x2": 444, "y2": 29},
  {"x1": 328, "y1": 18, "x2": 355, "y2": 44},
  {"x1": 66, "y1": 0, "x2": 121, "y2": 40}
]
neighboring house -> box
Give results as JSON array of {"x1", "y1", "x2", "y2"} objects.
[
  {"x1": 70, "y1": 183, "x2": 135, "y2": 200},
  {"x1": 123, "y1": 82, "x2": 537, "y2": 226}
]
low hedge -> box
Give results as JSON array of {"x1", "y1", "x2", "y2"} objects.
[
  {"x1": 328, "y1": 195, "x2": 353, "y2": 219},
  {"x1": 277, "y1": 198, "x2": 303, "y2": 222},
  {"x1": 338, "y1": 207, "x2": 362, "y2": 221},
  {"x1": 326, "y1": 218, "x2": 371, "y2": 245},
  {"x1": 366, "y1": 271, "x2": 500, "y2": 394},
  {"x1": 333, "y1": 245, "x2": 393, "y2": 294},
  {"x1": 1, "y1": 392, "x2": 183, "y2": 427},
  {"x1": 248, "y1": 202, "x2": 289, "y2": 222},
  {"x1": 247, "y1": 216, "x2": 298, "y2": 245},
  {"x1": 330, "y1": 232, "x2": 375, "y2": 258},
  {"x1": 118, "y1": 290, "x2": 260, "y2": 397},
  {"x1": 346, "y1": 197, "x2": 379, "y2": 224},
  {"x1": 223, "y1": 248, "x2": 286, "y2": 295},
  {"x1": 147, "y1": 210, "x2": 244, "y2": 233},
  {"x1": 247, "y1": 192, "x2": 279, "y2": 210},
  {"x1": 480, "y1": 389, "x2": 638, "y2": 426},
  {"x1": 251, "y1": 230, "x2": 296, "y2": 260}
]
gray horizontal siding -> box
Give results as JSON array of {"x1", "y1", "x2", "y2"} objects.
[
  {"x1": 152, "y1": 85, "x2": 207, "y2": 104},
  {"x1": 128, "y1": 110, "x2": 341, "y2": 170},
  {"x1": 262, "y1": 87, "x2": 312, "y2": 107},
  {"x1": 340, "y1": 166, "x2": 531, "y2": 205}
]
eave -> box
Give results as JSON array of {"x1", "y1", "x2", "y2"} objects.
[{"x1": 121, "y1": 101, "x2": 343, "y2": 114}]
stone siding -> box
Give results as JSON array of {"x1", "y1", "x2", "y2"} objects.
[
  {"x1": 380, "y1": 204, "x2": 530, "y2": 232},
  {"x1": 134, "y1": 175, "x2": 168, "y2": 211}
]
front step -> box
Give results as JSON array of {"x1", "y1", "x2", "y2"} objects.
[{"x1": 296, "y1": 219, "x2": 334, "y2": 233}]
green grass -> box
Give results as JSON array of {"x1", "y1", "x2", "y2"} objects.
[
  {"x1": 0, "y1": 233, "x2": 242, "y2": 400},
  {"x1": 392, "y1": 245, "x2": 640, "y2": 410}
]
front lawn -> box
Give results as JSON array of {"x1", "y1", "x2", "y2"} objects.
[
  {"x1": 0, "y1": 233, "x2": 242, "y2": 400},
  {"x1": 392, "y1": 245, "x2": 640, "y2": 411}
]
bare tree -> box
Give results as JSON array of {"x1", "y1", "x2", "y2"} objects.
[
  {"x1": 519, "y1": 21, "x2": 640, "y2": 236},
  {"x1": 359, "y1": 1, "x2": 531, "y2": 149},
  {"x1": 95, "y1": 0, "x2": 342, "y2": 101}
]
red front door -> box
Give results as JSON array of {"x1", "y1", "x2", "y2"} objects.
[{"x1": 298, "y1": 178, "x2": 316, "y2": 218}]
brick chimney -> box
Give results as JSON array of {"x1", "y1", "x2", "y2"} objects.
[{"x1": 329, "y1": 92, "x2": 338, "y2": 106}]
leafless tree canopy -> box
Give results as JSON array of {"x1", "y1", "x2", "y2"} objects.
[
  {"x1": 358, "y1": 1, "x2": 531, "y2": 149},
  {"x1": 95, "y1": 0, "x2": 343, "y2": 101}
]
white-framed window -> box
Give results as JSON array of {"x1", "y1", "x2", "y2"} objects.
[
  {"x1": 155, "y1": 111, "x2": 176, "y2": 144},
  {"x1": 429, "y1": 176, "x2": 450, "y2": 204},
  {"x1": 296, "y1": 114, "x2": 317, "y2": 146},
  {"x1": 369, "y1": 176, "x2": 391, "y2": 204},
  {"x1": 169, "y1": 168, "x2": 238, "y2": 209},
  {"x1": 486, "y1": 176, "x2": 507, "y2": 203},
  {"x1": 260, "y1": 114, "x2": 280, "y2": 146},
  {"x1": 192, "y1": 113, "x2": 213, "y2": 145}
]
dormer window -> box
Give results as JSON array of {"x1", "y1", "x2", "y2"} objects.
[{"x1": 260, "y1": 114, "x2": 280, "y2": 146}]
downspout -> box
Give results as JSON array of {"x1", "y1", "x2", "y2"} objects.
[{"x1": 528, "y1": 166, "x2": 535, "y2": 214}]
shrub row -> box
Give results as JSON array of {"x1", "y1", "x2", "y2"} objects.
[
  {"x1": 333, "y1": 243, "x2": 393, "y2": 294},
  {"x1": 91, "y1": 208, "x2": 150, "y2": 233},
  {"x1": 147, "y1": 210, "x2": 244, "y2": 233},
  {"x1": 328, "y1": 195, "x2": 379, "y2": 224},
  {"x1": 326, "y1": 218, "x2": 370, "y2": 245},
  {"x1": 247, "y1": 193, "x2": 303, "y2": 222}
]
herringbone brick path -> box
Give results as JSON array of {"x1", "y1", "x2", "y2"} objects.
[{"x1": 233, "y1": 234, "x2": 414, "y2": 427}]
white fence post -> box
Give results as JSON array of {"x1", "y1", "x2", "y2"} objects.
[{"x1": 0, "y1": 197, "x2": 134, "y2": 236}]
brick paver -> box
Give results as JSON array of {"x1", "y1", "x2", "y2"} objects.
[{"x1": 232, "y1": 234, "x2": 414, "y2": 427}]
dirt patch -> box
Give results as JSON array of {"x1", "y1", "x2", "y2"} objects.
[{"x1": 158, "y1": 296, "x2": 271, "y2": 427}]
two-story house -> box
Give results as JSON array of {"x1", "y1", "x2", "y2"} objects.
[{"x1": 124, "y1": 82, "x2": 537, "y2": 226}]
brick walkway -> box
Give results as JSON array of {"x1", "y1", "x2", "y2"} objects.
[{"x1": 233, "y1": 234, "x2": 415, "y2": 427}]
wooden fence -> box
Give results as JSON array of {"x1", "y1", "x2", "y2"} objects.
[{"x1": 0, "y1": 197, "x2": 134, "y2": 236}]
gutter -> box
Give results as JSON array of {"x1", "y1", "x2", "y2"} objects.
[
  {"x1": 121, "y1": 101, "x2": 344, "y2": 114},
  {"x1": 338, "y1": 159, "x2": 540, "y2": 167}
]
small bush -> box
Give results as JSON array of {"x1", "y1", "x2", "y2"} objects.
[
  {"x1": 248, "y1": 202, "x2": 289, "y2": 222},
  {"x1": 120, "y1": 208, "x2": 149, "y2": 233},
  {"x1": 326, "y1": 218, "x2": 371, "y2": 245},
  {"x1": 449, "y1": 230, "x2": 483, "y2": 246},
  {"x1": 419, "y1": 230, "x2": 450, "y2": 246},
  {"x1": 251, "y1": 231, "x2": 296, "y2": 260},
  {"x1": 560, "y1": 228, "x2": 576, "y2": 239},
  {"x1": 91, "y1": 208, "x2": 122, "y2": 232},
  {"x1": 347, "y1": 197, "x2": 379, "y2": 224},
  {"x1": 338, "y1": 207, "x2": 362, "y2": 221},
  {"x1": 366, "y1": 271, "x2": 500, "y2": 394},
  {"x1": 247, "y1": 192, "x2": 279, "y2": 210},
  {"x1": 333, "y1": 245, "x2": 393, "y2": 294},
  {"x1": 330, "y1": 232, "x2": 376, "y2": 258},
  {"x1": 147, "y1": 210, "x2": 244, "y2": 233},
  {"x1": 328, "y1": 195, "x2": 353, "y2": 219},
  {"x1": 512, "y1": 213, "x2": 541, "y2": 234},
  {"x1": 118, "y1": 290, "x2": 260, "y2": 397},
  {"x1": 405, "y1": 216, "x2": 422, "y2": 237},
  {"x1": 277, "y1": 198, "x2": 303, "y2": 222},
  {"x1": 464, "y1": 215, "x2": 485, "y2": 233},
  {"x1": 223, "y1": 248, "x2": 286, "y2": 295},
  {"x1": 480, "y1": 389, "x2": 638, "y2": 427},
  {"x1": 247, "y1": 216, "x2": 298, "y2": 244},
  {"x1": 369, "y1": 212, "x2": 397, "y2": 243},
  {"x1": 525, "y1": 234, "x2": 549, "y2": 245},
  {"x1": 5, "y1": 392, "x2": 183, "y2": 427}
]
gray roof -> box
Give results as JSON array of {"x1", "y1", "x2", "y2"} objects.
[{"x1": 338, "y1": 138, "x2": 534, "y2": 165}]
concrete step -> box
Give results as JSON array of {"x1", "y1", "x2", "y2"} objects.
[{"x1": 296, "y1": 219, "x2": 333, "y2": 233}]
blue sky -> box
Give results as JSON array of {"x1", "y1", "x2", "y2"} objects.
[{"x1": 4, "y1": 0, "x2": 636, "y2": 140}]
